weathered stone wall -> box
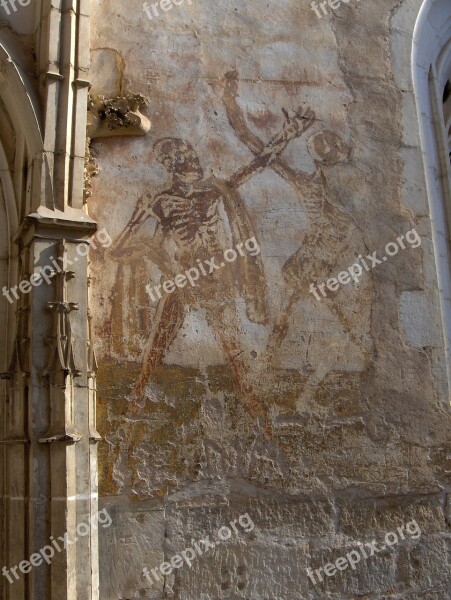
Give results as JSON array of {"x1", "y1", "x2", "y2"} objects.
[{"x1": 88, "y1": 0, "x2": 451, "y2": 598}]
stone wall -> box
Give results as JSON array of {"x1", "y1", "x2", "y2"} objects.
[{"x1": 87, "y1": 0, "x2": 450, "y2": 598}]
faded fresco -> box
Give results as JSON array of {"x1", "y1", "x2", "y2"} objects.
[
  {"x1": 87, "y1": 0, "x2": 450, "y2": 598},
  {"x1": 91, "y1": 65, "x2": 370, "y2": 496},
  {"x1": 112, "y1": 93, "x2": 315, "y2": 409}
]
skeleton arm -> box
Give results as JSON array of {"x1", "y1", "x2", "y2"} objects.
[
  {"x1": 110, "y1": 192, "x2": 175, "y2": 276},
  {"x1": 110, "y1": 193, "x2": 155, "y2": 257},
  {"x1": 111, "y1": 223, "x2": 175, "y2": 278},
  {"x1": 223, "y1": 71, "x2": 324, "y2": 196},
  {"x1": 226, "y1": 106, "x2": 316, "y2": 189}
]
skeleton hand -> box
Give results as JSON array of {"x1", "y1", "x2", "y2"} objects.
[
  {"x1": 110, "y1": 239, "x2": 146, "y2": 259},
  {"x1": 110, "y1": 193, "x2": 155, "y2": 259},
  {"x1": 135, "y1": 192, "x2": 154, "y2": 218},
  {"x1": 282, "y1": 106, "x2": 316, "y2": 140},
  {"x1": 259, "y1": 107, "x2": 316, "y2": 160}
]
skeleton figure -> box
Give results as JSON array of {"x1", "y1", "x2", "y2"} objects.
[
  {"x1": 222, "y1": 71, "x2": 368, "y2": 401},
  {"x1": 111, "y1": 107, "x2": 315, "y2": 414}
]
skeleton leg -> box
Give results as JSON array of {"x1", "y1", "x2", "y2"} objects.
[
  {"x1": 133, "y1": 292, "x2": 186, "y2": 398},
  {"x1": 115, "y1": 293, "x2": 186, "y2": 491},
  {"x1": 267, "y1": 293, "x2": 300, "y2": 359},
  {"x1": 205, "y1": 301, "x2": 266, "y2": 418}
]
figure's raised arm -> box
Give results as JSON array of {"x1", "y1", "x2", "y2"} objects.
[
  {"x1": 223, "y1": 71, "x2": 324, "y2": 197},
  {"x1": 227, "y1": 106, "x2": 316, "y2": 189}
]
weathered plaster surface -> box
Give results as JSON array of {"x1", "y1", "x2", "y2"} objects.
[{"x1": 88, "y1": 0, "x2": 450, "y2": 598}]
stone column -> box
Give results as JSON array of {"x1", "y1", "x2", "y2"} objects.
[
  {"x1": 17, "y1": 214, "x2": 98, "y2": 600},
  {"x1": 1, "y1": 0, "x2": 151, "y2": 596},
  {"x1": 1, "y1": 247, "x2": 32, "y2": 600},
  {"x1": 2, "y1": 211, "x2": 100, "y2": 600}
]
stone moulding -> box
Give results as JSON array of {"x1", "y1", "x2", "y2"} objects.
[
  {"x1": 0, "y1": 247, "x2": 31, "y2": 446},
  {"x1": 84, "y1": 92, "x2": 151, "y2": 201},
  {"x1": 87, "y1": 93, "x2": 151, "y2": 138},
  {"x1": 87, "y1": 304, "x2": 102, "y2": 443},
  {"x1": 84, "y1": 138, "x2": 101, "y2": 203},
  {"x1": 39, "y1": 240, "x2": 83, "y2": 445}
]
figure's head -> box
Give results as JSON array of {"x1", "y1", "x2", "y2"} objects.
[{"x1": 154, "y1": 138, "x2": 203, "y2": 182}]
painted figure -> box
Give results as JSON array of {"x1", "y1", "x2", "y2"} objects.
[
  {"x1": 111, "y1": 105, "x2": 315, "y2": 415},
  {"x1": 222, "y1": 71, "x2": 367, "y2": 401}
]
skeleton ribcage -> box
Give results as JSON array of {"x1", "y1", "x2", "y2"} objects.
[{"x1": 154, "y1": 193, "x2": 221, "y2": 247}]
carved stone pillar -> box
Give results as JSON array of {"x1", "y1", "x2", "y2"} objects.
[
  {"x1": 1, "y1": 2, "x2": 151, "y2": 597},
  {"x1": 25, "y1": 215, "x2": 98, "y2": 600},
  {"x1": 1, "y1": 213, "x2": 100, "y2": 600},
  {"x1": 1, "y1": 248, "x2": 31, "y2": 600}
]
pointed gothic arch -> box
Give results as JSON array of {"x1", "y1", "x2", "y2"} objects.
[
  {"x1": 0, "y1": 36, "x2": 45, "y2": 600},
  {"x1": 0, "y1": 36, "x2": 44, "y2": 357},
  {"x1": 412, "y1": 0, "x2": 451, "y2": 391}
]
